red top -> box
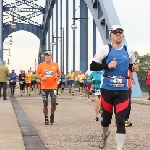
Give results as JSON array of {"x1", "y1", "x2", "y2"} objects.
[{"x1": 146, "y1": 74, "x2": 150, "y2": 85}]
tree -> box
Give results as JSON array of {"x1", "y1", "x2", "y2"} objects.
[{"x1": 135, "y1": 52, "x2": 150, "y2": 77}]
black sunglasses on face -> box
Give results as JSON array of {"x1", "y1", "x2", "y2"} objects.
[{"x1": 111, "y1": 30, "x2": 123, "y2": 35}]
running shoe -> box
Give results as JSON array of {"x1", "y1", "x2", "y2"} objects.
[
  {"x1": 99, "y1": 131, "x2": 110, "y2": 149},
  {"x1": 125, "y1": 120, "x2": 132, "y2": 127},
  {"x1": 45, "y1": 117, "x2": 49, "y2": 125},
  {"x1": 50, "y1": 114, "x2": 54, "y2": 124},
  {"x1": 95, "y1": 117, "x2": 99, "y2": 121}
]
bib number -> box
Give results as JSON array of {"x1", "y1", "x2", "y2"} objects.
[
  {"x1": 109, "y1": 77, "x2": 125, "y2": 87},
  {"x1": 44, "y1": 70, "x2": 53, "y2": 77}
]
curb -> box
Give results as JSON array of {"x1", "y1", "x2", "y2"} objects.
[{"x1": 131, "y1": 98, "x2": 150, "y2": 105}]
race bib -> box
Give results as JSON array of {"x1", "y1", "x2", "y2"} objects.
[
  {"x1": 109, "y1": 76, "x2": 125, "y2": 87},
  {"x1": 44, "y1": 70, "x2": 54, "y2": 77},
  {"x1": 71, "y1": 77, "x2": 74, "y2": 79},
  {"x1": 95, "y1": 89, "x2": 101, "y2": 95},
  {"x1": 10, "y1": 80, "x2": 14, "y2": 83},
  {"x1": 80, "y1": 78, "x2": 82, "y2": 80}
]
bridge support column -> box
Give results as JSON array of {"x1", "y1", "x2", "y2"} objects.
[
  {"x1": 60, "y1": 0, "x2": 62, "y2": 71},
  {"x1": 56, "y1": 0, "x2": 58, "y2": 63},
  {"x1": 93, "y1": 19, "x2": 96, "y2": 57},
  {"x1": 48, "y1": 17, "x2": 50, "y2": 50},
  {"x1": 66, "y1": 0, "x2": 69, "y2": 75},
  {"x1": 0, "y1": 1, "x2": 3, "y2": 64},
  {"x1": 80, "y1": 0, "x2": 88, "y2": 72},
  {"x1": 73, "y1": 0, "x2": 75, "y2": 71},
  {"x1": 51, "y1": 6, "x2": 54, "y2": 60},
  {"x1": 41, "y1": 44, "x2": 46, "y2": 62}
]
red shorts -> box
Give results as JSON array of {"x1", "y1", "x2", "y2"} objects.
[
  {"x1": 26, "y1": 83, "x2": 31, "y2": 87},
  {"x1": 87, "y1": 83, "x2": 92, "y2": 90},
  {"x1": 37, "y1": 82, "x2": 41, "y2": 86}
]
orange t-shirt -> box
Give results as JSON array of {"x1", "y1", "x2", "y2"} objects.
[
  {"x1": 128, "y1": 70, "x2": 132, "y2": 89},
  {"x1": 36, "y1": 62, "x2": 60, "y2": 89}
]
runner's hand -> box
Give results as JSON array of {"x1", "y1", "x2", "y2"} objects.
[
  {"x1": 41, "y1": 77, "x2": 46, "y2": 81},
  {"x1": 108, "y1": 58, "x2": 117, "y2": 69},
  {"x1": 132, "y1": 79, "x2": 136, "y2": 85}
]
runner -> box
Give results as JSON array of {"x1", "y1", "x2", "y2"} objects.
[
  {"x1": 36, "y1": 51, "x2": 60, "y2": 125},
  {"x1": 31, "y1": 71, "x2": 37, "y2": 92},
  {"x1": 9, "y1": 70, "x2": 17, "y2": 96},
  {"x1": 25, "y1": 70, "x2": 32, "y2": 96},
  {"x1": 87, "y1": 71, "x2": 103, "y2": 121},
  {"x1": 146, "y1": 68, "x2": 150, "y2": 100},
  {"x1": 67, "y1": 70, "x2": 75, "y2": 96},
  {"x1": 19, "y1": 70, "x2": 26, "y2": 96},
  {"x1": 59, "y1": 72, "x2": 66, "y2": 94},
  {"x1": 85, "y1": 69, "x2": 93, "y2": 100},
  {"x1": 90, "y1": 25, "x2": 139, "y2": 149},
  {"x1": 83, "y1": 71, "x2": 88, "y2": 97},
  {"x1": 125, "y1": 70, "x2": 135, "y2": 127},
  {"x1": 76, "y1": 71, "x2": 85, "y2": 97}
]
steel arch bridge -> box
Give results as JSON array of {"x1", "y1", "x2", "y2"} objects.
[{"x1": 0, "y1": 0, "x2": 142, "y2": 97}]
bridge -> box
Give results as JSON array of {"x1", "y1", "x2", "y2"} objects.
[{"x1": 0, "y1": 0, "x2": 143, "y2": 97}]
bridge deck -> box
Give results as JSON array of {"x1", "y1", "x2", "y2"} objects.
[{"x1": 0, "y1": 89, "x2": 150, "y2": 150}]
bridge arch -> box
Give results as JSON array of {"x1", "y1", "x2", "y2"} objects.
[{"x1": 3, "y1": 23, "x2": 42, "y2": 41}]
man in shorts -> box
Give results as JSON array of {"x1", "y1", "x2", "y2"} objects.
[
  {"x1": 36, "y1": 51, "x2": 60, "y2": 125},
  {"x1": 90, "y1": 25, "x2": 139, "y2": 149},
  {"x1": 76, "y1": 71, "x2": 85, "y2": 97}
]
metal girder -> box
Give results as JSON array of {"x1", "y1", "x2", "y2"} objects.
[
  {"x1": 3, "y1": 23, "x2": 42, "y2": 41},
  {"x1": 83, "y1": 0, "x2": 142, "y2": 97},
  {"x1": 4, "y1": 10, "x2": 42, "y2": 28},
  {"x1": 3, "y1": 0, "x2": 44, "y2": 28}
]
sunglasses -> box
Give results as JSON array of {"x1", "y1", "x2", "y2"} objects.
[{"x1": 111, "y1": 30, "x2": 123, "y2": 35}]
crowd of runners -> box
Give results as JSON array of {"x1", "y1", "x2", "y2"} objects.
[{"x1": 5, "y1": 24, "x2": 139, "y2": 150}]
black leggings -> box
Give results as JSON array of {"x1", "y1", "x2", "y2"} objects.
[
  {"x1": 125, "y1": 88, "x2": 132, "y2": 120},
  {"x1": 10, "y1": 82, "x2": 16, "y2": 95},
  {"x1": 101, "y1": 88, "x2": 128, "y2": 134}
]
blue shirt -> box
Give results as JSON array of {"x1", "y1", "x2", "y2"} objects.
[
  {"x1": 9, "y1": 73, "x2": 17, "y2": 81},
  {"x1": 102, "y1": 47, "x2": 129, "y2": 90}
]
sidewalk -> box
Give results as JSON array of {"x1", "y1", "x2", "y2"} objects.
[
  {"x1": 131, "y1": 92, "x2": 150, "y2": 105},
  {"x1": 0, "y1": 98, "x2": 25, "y2": 150}
]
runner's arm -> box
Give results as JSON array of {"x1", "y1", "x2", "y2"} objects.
[{"x1": 90, "y1": 46, "x2": 108, "y2": 71}]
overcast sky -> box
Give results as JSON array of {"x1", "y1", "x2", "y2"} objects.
[{"x1": 3, "y1": 0, "x2": 150, "y2": 74}]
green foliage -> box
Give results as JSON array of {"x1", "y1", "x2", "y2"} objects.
[{"x1": 134, "y1": 51, "x2": 150, "y2": 77}]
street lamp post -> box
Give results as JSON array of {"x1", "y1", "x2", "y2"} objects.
[{"x1": 52, "y1": 28, "x2": 64, "y2": 72}]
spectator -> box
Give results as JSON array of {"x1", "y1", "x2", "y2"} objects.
[
  {"x1": 146, "y1": 68, "x2": 150, "y2": 100},
  {"x1": 0, "y1": 61, "x2": 9, "y2": 100}
]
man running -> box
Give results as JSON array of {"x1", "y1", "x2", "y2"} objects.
[
  {"x1": 19, "y1": 70, "x2": 26, "y2": 96},
  {"x1": 36, "y1": 51, "x2": 60, "y2": 125},
  {"x1": 125, "y1": 70, "x2": 135, "y2": 127},
  {"x1": 25, "y1": 70, "x2": 32, "y2": 96},
  {"x1": 85, "y1": 69, "x2": 93, "y2": 100},
  {"x1": 90, "y1": 25, "x2": 139, "y2": 150},
  {"x1": 67, "y1": 70, "x2": 75, "y2": 95},
  {"x1": 76, "y1": 71, "x2": 85, "y2": 97},
  {"x1": 9, "y1": 70, "x2": 17, "y2": 96},
  {"x1": 31, "y1": 71, "x2": 37, "y2": 92},
  {"x1": 59, "y1": 72, "x2": 66, "y2": 93}
]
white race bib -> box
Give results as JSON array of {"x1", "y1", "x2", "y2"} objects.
[{"x1": 44, "y1": 70, "x2": 53, "y2": 77}]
